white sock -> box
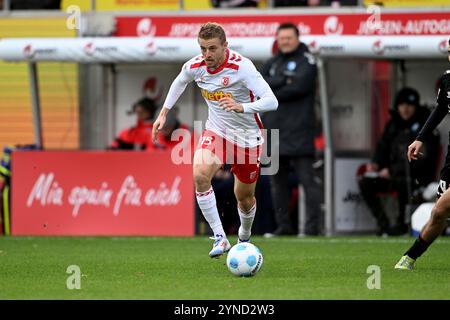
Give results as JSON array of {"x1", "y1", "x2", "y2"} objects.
[
  {"x1": 238, "y1": 201, "x2": 256, "y2": 241},
  {"x1": 196, "y1": 186, "x2": 226, "y2": 238}
]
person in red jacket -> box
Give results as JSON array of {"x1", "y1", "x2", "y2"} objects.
[{"x1": 110, "y1": 97, "x2": 158, "y2": 151}]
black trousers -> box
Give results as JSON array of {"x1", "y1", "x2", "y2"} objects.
[
  {"x1": 269, "y1": 155, "x2": 323, "y2": 235},
  {"x1": 358, "y1": 177, "x2": 409, "y2": 231}
]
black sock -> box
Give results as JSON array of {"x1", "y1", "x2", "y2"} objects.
[{"x1": 404, "y1": 236, "x2": 432, "y2": 260}]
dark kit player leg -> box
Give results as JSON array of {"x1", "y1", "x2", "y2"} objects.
[{"x1": 395, "y1": 178, "x2": 450, "y2": 270}]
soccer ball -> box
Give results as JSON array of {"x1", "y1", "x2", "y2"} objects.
[{"x1": 226, "y1": 242, "x2": 263, "y2": 277}]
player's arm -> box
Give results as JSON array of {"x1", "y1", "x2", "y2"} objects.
[
  {"x1": 408, "y1": 73, "x2": 450, "y2": 161},
  {"x1": 152, "y1": 63, "x2": 194, "y2": 141},
  {"x1": 219, "y1": 60, "x2": 278, "y2": 113}
]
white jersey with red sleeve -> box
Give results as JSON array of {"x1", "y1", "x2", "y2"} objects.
[{"x1": 162, "y1": 48, "x2": 278, "y2": 148}]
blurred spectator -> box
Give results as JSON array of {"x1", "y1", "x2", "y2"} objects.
[
  {"x1": 10, "y1": 0, "x2": 61, "y2": 9},
  {"x1": 109, "y1": 97, "x2": 157, "y2": 151},
  {"x1": 261, "y1": 22, "x2": 322, "y2": 236},
  {"x1": 358, "y1": 87, "x2": 440, "y2": 236},
  {"x1": 211, "y1": 0, "x2": 259, "y2": 8}
]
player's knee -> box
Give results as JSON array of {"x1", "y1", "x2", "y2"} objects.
[
  {"x1": 236, "y1": 194, "x2": 254, "y2": 209},
  {"x1": 193, "y1": 171, "x2": 211, "y2": 190}
]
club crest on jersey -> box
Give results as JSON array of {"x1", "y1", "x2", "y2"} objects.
[{"x1": 222, "y1": 76, "x2": 230, "y2": 87}]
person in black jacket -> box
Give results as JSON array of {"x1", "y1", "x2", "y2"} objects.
[
  {"x1": 261, "y1": 22, "x2": 322, "y2": 236},
  {"x1": 395, "y1": 40, "x2": 450, "y2": 270},
  {"x1": 359, "y1": 87, "x2": 440, "y2": 236}
]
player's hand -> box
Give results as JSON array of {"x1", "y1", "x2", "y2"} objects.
[
  {"x1": 152, "y1": 107, "x2": 170, "y2": 142},
  {"x1": 152, "y1": 114, "x2": 166, "y2": 143},
  {"x1": 218, "y1": 97, "x2": 244, "y2": 113},
  {"x1": 407, "y1": 140, "x2": 424, "y2": 162}
]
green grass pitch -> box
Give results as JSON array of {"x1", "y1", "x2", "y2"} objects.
[{"x1": 0, "y1": 236, "x2": 449, "y2": 299}]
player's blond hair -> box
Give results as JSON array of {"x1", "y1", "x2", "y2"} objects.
[{"x1": 198, "y1": 22, "x2": 227, "y2": 44}]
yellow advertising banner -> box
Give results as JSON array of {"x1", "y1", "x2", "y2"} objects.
[
  {"x1": 364, "y1": 0, "x2": 450, "y2": 7},
  {"x1": 61, "y1": 0, "x2": 92, "y2": 11},
  {"x1": 0, "y1": 18, "x2": 79, "y2": 151},
  {"x1": 95, "y1": 0, "x2": 180, "y2": 11},
  {"x1": 61, "y1": 0, "x2": 267, "y2": 11}
]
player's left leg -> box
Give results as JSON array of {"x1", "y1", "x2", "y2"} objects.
[
  {"x1": 231, "y1": 145, "x2": 261, "y2": 243},
  {"x1": 234, "y1": 177, "x2": 257, "y2": 243}
]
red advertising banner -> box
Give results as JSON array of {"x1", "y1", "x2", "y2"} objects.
[
  {"x1": 11, "y1": 151, "x2": 194, "y2": 236},
  {"x1": 115, "y1": 12, "x2": 450, "y2": 37}
]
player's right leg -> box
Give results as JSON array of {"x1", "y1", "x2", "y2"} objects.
[
  {"x1": 395, "y1": 183, "x2": 450, "y2": 270},
  {"x1": 193, "y1": 148, "x2": 230, "y2": 258}
]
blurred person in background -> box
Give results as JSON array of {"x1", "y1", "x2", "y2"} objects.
[
  {"x1": 261, "y1": 22, "x2": 322, "y2": 236},
  {"x1": 358, "y1": 87, "x2": 440, "y2": 236},
  {"x1": 110, "y1": 97, "x2": 157, "y2": 151}
]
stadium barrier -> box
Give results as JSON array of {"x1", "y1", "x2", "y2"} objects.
[{"x1": 10, "y1": 150, "x2": 194, "y2": 236}]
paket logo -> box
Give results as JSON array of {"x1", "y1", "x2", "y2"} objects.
[
  {"x1": 307, "y1": 40, "x2": 344, "y2": 54},
  {"x1": 201, "y1": 89, "x2": 233, "y2": 101},
  {"x1": 23, "y1": 44, "x2": 56, "y2": 59},
  {"x1": 438, "y1": 39, "x2": 448, "y2": 54},
  {"x1": 23, "y1": 44, "x2": 33, "y2": 58},
  {"x1": 372, "y1": 40, "x2": 384, "y2": 55},
  {"x1": 372, "y1": 39, "x2": 409, "y2": 55},
  {"x1": 84, "y1": 42, "x2": 118, "y2": 56},
  {"x1": 145, "y1": 41, "x2": 158, "y2": 55},
  {"x1": 84, "y1": 42, "x2": 95, "y2": 56}
]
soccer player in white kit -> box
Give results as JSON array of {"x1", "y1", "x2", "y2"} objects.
[{"x1": 152, "y1": 22, "x2": 278, "y2": 258}]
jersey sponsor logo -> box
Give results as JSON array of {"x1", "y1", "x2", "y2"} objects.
[
  {"x1": 201, "y1": 89, "x2": 234, "y2": 101},
  {"x1": 222, "y1": 76, "x2": 230, "y2": 87}
]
